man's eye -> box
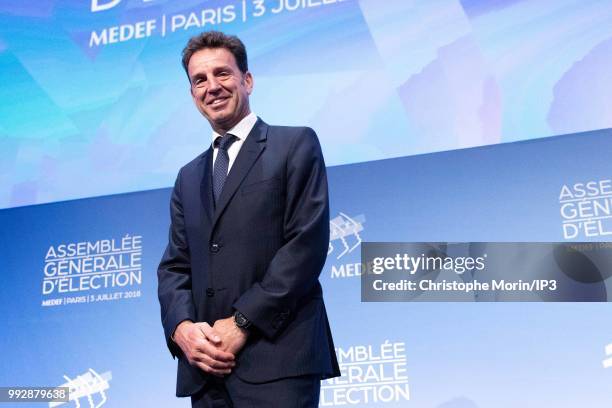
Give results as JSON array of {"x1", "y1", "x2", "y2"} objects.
[{"x1": 193, "y1": 78, "x2": 206, "y2": 87}]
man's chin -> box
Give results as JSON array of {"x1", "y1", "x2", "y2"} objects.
[
  {"x1": 204, "y1": 111, "x2": 229, "y2": 124},
  {"x1": 208, "y1": 116, "x2": 237, "y2": 132}
]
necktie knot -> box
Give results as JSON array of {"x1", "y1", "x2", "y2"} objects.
[{"x1": 215, "y1": 134, "x2": 237, "y2": 151}]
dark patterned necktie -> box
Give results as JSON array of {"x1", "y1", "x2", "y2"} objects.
[{"x1": 212, "y1": 134, "x2": 237, "y2": 206}]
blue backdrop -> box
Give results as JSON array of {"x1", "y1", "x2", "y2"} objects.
[{"x1": 1, "y1": 128, "x2": 611, "y2": 407}]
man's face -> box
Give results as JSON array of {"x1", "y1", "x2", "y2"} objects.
[{"x1": 187, "y1": 47, "x2": 253, "y2": 133}]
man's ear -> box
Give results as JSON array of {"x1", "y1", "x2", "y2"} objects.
[
  {"x1": 189, "y1": 83, "x2": 198, "y2": 102},
  {"x1": 186, "y1": 68, "x2": 194, "y2": 96},
  {"x1": 244, "y1": 71, "x2": 254, "y2": 95}
]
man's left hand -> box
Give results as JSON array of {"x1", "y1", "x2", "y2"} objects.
[{"x1": 212, "y1": 316, "x2": 249, "y2": 355}]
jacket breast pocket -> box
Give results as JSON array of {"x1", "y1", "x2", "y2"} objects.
[{"x1": 241, "y1": 177, "x2": 280, "y2": 195}]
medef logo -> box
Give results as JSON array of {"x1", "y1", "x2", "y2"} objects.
[
  {"x1": 49, "y1": 368, "x2": 112, "y2": 408},
  {"x1": 559, "y1": 179, "x2": 612, "y2": 239},
  {"x1": 604, "y1": 343, "x2": 612, "y2": 369},
  {"x1": 329, "y1": 213, "x2": 364, "y2": 259},
  {"x1": 327, "y1": 213, "x2": 366, "y2": 279}
]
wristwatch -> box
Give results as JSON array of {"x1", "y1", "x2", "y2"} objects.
[{"x1": 234, "y1": 310, "x2": 252, "y2": 330}]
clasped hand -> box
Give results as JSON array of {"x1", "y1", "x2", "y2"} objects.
[{"x1": 173, "y1": 317, "x2": 248, "y2": 377}]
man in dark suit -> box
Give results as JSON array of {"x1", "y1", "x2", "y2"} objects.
[{"x1": 157, "y1": 31, "x2": 340, "y2": 407}]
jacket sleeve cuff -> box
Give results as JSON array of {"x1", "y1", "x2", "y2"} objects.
[
  {"x1": 232, "y1": 284, "x2": 292, "y2": 340},
  {"x1": 163, "y1": 312, "x2": 196, "y2": 358}
]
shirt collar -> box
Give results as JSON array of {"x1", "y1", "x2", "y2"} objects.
[{"x1": 211, "y1": 112, "x2": 258, "y2": 145}]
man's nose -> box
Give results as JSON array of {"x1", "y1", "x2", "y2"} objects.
[{"x1": 207, "y1": 76, "x2": 221, "y2": 92}]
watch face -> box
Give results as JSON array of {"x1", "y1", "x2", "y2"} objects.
[{"x1": 235, "y1": 312, "x2": 248, "y2": 327}]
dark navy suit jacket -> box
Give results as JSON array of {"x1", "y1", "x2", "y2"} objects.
[{"x1": 157, "y1": 118, "x2": 340, "y2": 396}]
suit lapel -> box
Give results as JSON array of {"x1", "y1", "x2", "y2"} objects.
[
  {"x1": 211, "y1": 119, "x2": 268, "y2": 230},
  {"x1": 199, "y1": 147, "x2": 214, "y2": 226}
]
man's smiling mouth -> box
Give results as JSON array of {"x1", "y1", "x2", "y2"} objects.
[{"x1": 208, "y1": 97, "x2": 229, "y2": 106}]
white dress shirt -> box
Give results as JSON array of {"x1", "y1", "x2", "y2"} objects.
[{"x1": 211, "y1": 112, "x2": 258, "y2": 172}]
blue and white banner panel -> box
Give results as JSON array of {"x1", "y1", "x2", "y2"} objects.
[{"x1": 1, "y1": 128, "x2": 611, "y2": 407}]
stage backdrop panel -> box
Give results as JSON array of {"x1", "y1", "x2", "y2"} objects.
[
  {"x1": 2, "y1": 0, "x2": 612, "y2": 208},
  {"x1": 1, "y1": 128, "x2": 611, "y2": 407}
]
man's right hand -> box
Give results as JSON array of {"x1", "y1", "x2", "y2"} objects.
[{"x1": 173, "y1": 320, "x2": 236, "y2": 377}]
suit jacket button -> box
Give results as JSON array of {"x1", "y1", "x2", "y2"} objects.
[
  {"x1": 206, "y1": 288, "x2": 215, "y2": 297},
  {"x1": 210, "y1": 243, "x2": 220, "y2": 253}
]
